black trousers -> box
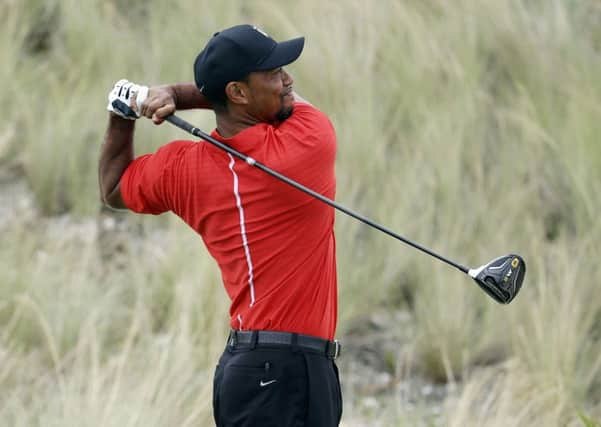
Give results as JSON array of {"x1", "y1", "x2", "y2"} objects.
[{"x1": 212, "y1": 342, "x2": 343, "y2": 426}]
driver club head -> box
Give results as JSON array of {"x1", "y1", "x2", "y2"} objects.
[{"x1": 468, "y1": 254, "x2": 526, "y2": 304}]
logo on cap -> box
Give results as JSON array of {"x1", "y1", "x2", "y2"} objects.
[{"x1": 252, "y1": 25, "x2": 269, "y2": 38}]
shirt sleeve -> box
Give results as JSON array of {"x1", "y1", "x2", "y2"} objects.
[
  {"x1": 273, "y1": 102, "x2": 337, "y2": 197},
  {"x1": 280, "y1": 102, "x2": 335, "y2": 137},
  {"x1": 120, "y1": 140, "x2": 196, "y2": 215}
]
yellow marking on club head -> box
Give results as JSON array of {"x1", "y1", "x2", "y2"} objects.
[{"x1": 511, "y1": 258, "x2": 519, "y2": 268}]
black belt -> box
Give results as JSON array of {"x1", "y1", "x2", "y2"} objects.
[{"x1": 228, "y1": 330, "x2": 341, "y2": 360}]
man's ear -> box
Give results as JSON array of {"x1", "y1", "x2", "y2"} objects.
[{"x1": 225, "y1": 81, "x2": 249, "y2": 106}]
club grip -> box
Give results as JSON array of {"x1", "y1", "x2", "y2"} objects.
[
  {"x1": 165, "y1": 115, "x2": 201, "y2": 138},
  {"x1": 111, "y1": 99, "x2": 137, "y2": 119}
]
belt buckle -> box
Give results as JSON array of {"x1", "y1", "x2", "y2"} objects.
[
  {"x1": 228, "y1": 330, "x2": 237, "y2": 347},
  {"x1": 328, "y1": 339, "x2": 341, "y2": 360}
]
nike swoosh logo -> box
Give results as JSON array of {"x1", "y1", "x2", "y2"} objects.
[{"x1": 259, "y1": 380, "x2": 277, "y2": 387}]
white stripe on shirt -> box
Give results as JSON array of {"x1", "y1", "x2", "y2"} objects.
[{"x1": 228, "y1": 154, "x2": 256, "y2": 307}]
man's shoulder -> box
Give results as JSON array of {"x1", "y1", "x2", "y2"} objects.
[
  {"x1": 292, "y1": 100, "x2": 320, "y2": 113},
  {"x1": 163, "y1": 139, "x2": 197, "y2": 151},
  {"x1": 287, "y1": 102, "x2": 332, "y2": 127},
  {"x1": 153, "y1": 139, "x2": 199, "y2": 159}
]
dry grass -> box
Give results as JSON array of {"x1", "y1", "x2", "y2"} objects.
[{"x1": 1, "y1": 0, "x2": 600, "y2": 425}]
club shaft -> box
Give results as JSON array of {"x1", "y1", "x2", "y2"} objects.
[{"x1": 165, "y1": 114, "x2": 469, "y2": 274}]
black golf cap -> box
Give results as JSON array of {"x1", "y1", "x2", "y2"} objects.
[{"x1": 194, "y1": 24, "x2": 305, "y2": 98}]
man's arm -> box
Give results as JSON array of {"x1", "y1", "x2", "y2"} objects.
[
  {"x1": 98, "y1": 114, "x2": 134, "y2": 209},
  {"x1": 99, "y1": 81, "x2": 211, "y2": 209},
  {"x1": 141, "y1": 83, "x2": 212, "y2": 123}
]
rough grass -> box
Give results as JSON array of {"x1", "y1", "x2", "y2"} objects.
[{"x1": 1, "y1": 0, "x2": 600, "y2": 425}]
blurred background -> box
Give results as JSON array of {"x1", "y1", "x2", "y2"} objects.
[{"x1": 1, "y1": 0, "x2": 600, "y2": 425}]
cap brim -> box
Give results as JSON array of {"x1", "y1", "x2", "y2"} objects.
[{"x1": 256, "y1": 36, "x2": 305, "y2": 70}]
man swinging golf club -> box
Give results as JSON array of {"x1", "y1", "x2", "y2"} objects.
[
  {"x1": 101, "y1": 21, "x2": 527, "y2": 427},
  {"x1": 100, "y1": 25, "x2": 343, "y2": 426}
]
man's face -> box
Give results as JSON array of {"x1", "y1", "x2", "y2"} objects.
[{"x1": 244, "y1": 67, "x2": 295, "y2": 123}]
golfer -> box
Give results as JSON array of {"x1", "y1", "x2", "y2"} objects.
[{"x1": 99, "y1": 24, "x2": 342, "y2": 426}]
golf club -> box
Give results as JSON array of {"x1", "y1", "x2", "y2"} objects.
[{"x1": 112, "y1": 99, "x2": 526, "y2": 303}]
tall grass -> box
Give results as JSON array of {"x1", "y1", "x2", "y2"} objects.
[
  {"x1": 0, "y1": 215, "x2": 229, "y2": 425},
  {"x1": 1, "y1": 0, "x2": 600, "y2": 425}
]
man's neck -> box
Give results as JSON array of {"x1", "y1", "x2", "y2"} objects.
[{"x1": 215, "y1": 111, "x2": 261, "y2": 138}]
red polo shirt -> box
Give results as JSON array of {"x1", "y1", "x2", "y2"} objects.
[{"x1": 121, "y1": 102, "x2": 338, "y2": 340}]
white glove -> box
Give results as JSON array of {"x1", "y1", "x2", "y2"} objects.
[{"x1": 106, "y1": 79, "x2": 149, "y2": 120}]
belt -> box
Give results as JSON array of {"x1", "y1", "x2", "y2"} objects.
[{"x1": 228, "y1": 330, "x2": 341, "y2": 360}]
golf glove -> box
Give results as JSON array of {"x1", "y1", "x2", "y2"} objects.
[{"x1": 106, "y1": 79, "x2": 149, "y2": 120}]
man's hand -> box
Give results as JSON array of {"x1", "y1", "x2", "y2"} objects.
[
  {"x1": 139, "y1": 85, "x2": 177, "y2": 124},
  {"x1": 106, "y1": 79, "x2": 149, "y2": 120},
  {"x1": 109, "y1": 81, "x2": 211, "y2": 124},
  {"x1": 138, "y1": 82, "x2": 212, "y2": 121}
]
